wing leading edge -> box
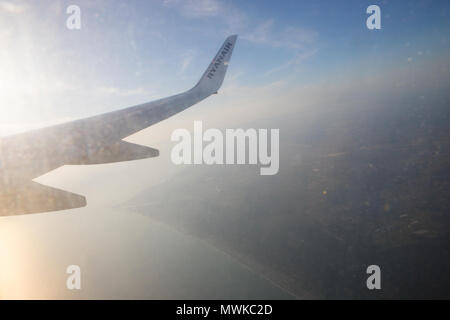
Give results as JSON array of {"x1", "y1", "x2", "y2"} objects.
[{"x1": 0, "y1": 35, "x2": 238, "y2": 216}]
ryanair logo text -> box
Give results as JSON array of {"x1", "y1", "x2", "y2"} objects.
[{"x1": 207, "y1": 41, "x2": 233, "y2": 79}]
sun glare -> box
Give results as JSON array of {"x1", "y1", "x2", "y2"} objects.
[{"x1": 0, "y1": 220, "x2": 34, "y2": 299}]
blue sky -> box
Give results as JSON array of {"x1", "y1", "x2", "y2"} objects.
[{"x1": 0, "y1": 0, "x2": 449, "y2": 135}]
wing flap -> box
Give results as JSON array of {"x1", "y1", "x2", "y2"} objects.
[
  {"x1": 68, "y1": 141, "x2": 159, "y2": 165},
  {"x1": 0, "y1": 182, "x2": 86, "y2": 216}
]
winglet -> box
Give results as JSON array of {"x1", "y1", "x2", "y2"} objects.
[{"x1": 193, "y1": 34, "x2": 237, "y2": 95}]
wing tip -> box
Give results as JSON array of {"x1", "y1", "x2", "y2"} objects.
[{"x1": 194, "y1": 34, "x2": 238, "y2": 95}]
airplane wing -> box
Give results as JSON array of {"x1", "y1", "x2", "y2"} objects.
[{"x1": 0, "y1": 35, "x2": 238, "y2": 216}]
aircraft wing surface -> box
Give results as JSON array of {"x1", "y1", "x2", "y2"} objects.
[{"x1": 0, "y1": 35, "x2": 238, "y2": 216}]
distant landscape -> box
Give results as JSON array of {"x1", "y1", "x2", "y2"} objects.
[{"x1": 127, "y1": 88, "x2": 450, "y2": 299}]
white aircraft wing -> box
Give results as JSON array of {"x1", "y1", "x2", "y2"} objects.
[{"x1": 0, "y1": 35, "x2": 238, "y2": 216}]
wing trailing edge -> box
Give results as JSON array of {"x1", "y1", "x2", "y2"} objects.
[
  {"x1": 68, "y1": 141, "x2": 159, "y2": 165},
  {"x1": 0, "y1": 182, "x2": 86, "y2": 216}
]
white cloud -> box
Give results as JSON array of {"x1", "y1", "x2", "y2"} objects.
[
  {"x1": 164, "y1": 0, "x2": 247, "y2": 31},
  {"x1": 242, "y1": 19, "x2": 318, "y2": 49},
  {"x1": 180, "y1": 49, "x2": 196, "y2": 73},
  {"x1": 264, "y1": 48, "x2": 318, "y2": 76},
  {"x1": 241, "y1": 19, "x2": 273, "y2": 45},
  {"x1": 0, "y1": 1, "x2": 28, "y2": 14},
  {"x1": 98, "y1": 86, "x2": 149, "y2": 97},
  {"x1": 0, "y1": 28, "x2": 12, "y2": 39},
  {"x1": 164, "y1": 0, "x2": 222, "y2": 17},
  {"x1": 163, "y1": 0, "x2": 317, "y2": 53},
  {"x1": 240, "y1": 18, "x2": 318, "y2": 78}
]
